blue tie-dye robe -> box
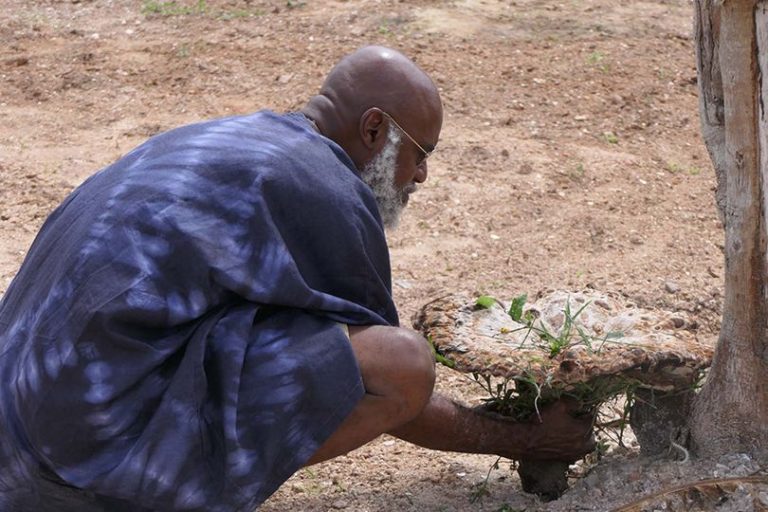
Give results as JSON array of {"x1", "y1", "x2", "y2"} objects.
[{"x1": 0, "y1": 111, "x2": 398, "y2": 511}]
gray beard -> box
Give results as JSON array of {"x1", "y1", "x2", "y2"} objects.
[{"x1": 360, "y1": 128, "x2": 413, "y2": 229}]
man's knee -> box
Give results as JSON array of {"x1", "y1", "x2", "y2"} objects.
[
  {"x1": 348, "y1": 325, "x2": 435, "y2": 420},
  {"x1": 385, "y1": 327, "x2": 436, "y2": 392}
]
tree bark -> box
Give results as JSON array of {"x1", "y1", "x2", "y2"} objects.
[
  {"x1": 695, "y1": 0, "x2": 727, "y2": 221},
  {"x1": 690, "y1": 0, "x2": 768, "y2": 462}
]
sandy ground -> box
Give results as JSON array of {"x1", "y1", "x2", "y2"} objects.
[{"x1": 2, "y1": 0, "x2": 765, "y2": 510}]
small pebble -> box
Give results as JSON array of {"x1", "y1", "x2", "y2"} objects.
[
  {"x1": 7, "y1": 56, "x2": 29, "y2": 66},
  {"x1": 594, "y1": 299, "x2": 612, "y2": 310},
  {"x1": 331, "y1": 499, "x2": 349, "y2": 509},
  {"x1": 664, "y1": 281, "x2": 680, "y2": 294},
  {"x1": 393, "y1": 279, "x2": 412, "y2": 290},
  {"x1": 670, "y1": 317, "x2": 685, "y2": 328},
  {"x1": 713, "y1": 463, "x2": 730, "y2": 478}
]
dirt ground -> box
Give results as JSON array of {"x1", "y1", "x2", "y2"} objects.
[{"x1": 2, "y1": 0, "x2": 765, "y2": 510}]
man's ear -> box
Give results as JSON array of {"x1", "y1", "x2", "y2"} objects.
[{"x1": 359, "y1": 108, "x2": 386, "y2": 150}]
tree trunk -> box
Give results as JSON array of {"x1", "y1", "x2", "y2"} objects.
[{"x1": 690, "y1": 0, "x2": 768, "y2": 462}]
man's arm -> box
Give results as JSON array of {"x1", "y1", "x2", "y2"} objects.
[
  {"x1": 390, "y1": 393, "x2": 594, "y2": 462},
  {"x1": 307, "y1": 325, "x2": 594, "y2": 466}
]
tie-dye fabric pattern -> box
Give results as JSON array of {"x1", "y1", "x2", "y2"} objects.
[{"x1": 0, "y1": 111, "x2": 397, "y2": 511}]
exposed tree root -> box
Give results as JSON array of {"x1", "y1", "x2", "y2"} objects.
[{"x1": 610, "y1": 473, "x2": 768, "y2": 512}]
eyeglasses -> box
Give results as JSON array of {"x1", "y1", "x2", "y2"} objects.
[{"x1": 379, "y1": 110, "x2": 433, "y2": 162}]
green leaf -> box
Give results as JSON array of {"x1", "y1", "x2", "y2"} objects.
[
  {"x1": 435, "y1": 352, "x2": 456, "y2": 368},
  {"x1": 427, "y1": 337, "x2": 456, "y2": 368},
  {"x1": 507, "y1": 293, "x2": 527, "y2": 322},
  {"x1": 475, "y1": 295, "x2": 497, "y2": 309}
]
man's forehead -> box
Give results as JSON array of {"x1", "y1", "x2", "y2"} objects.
[{"x1": 415, "y1": 116, "x2": 442, "y2": 150}]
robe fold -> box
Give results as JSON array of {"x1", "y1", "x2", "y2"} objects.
[{"x1": 0, "y1": 111, "x2": 397, "y2": 511}]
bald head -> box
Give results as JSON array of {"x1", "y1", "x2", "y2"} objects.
[
  {"x1": 319, "y1": 46, "x2": 440, "y2": 129},
  {"x1": 302, "y1": 46, "x2": 443, "y2": 173}
]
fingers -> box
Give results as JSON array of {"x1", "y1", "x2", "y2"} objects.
[
  {"x1": 536, "y1": 399, "x2": 576, "y2": 424},
  {"x1": 523, "y1": 398, "x2": 596, "y2": 461}
]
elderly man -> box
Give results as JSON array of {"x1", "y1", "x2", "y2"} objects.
[{"x1": 0, "y1": 46, "x2": 593, "y2": 511}]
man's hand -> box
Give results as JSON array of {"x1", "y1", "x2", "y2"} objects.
[
  {"x1": 518, "y1": 398, "x2": 596, "y2": 461},
  {"x1": 472, "y1": 398, "x2": 596, "y2": 462}
]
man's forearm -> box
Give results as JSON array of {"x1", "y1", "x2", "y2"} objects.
[
  {"x1": 388, "y1": 392, "x2": 595, "y2": 462},
  {"x1": 388, "y1": 392, "x2": 531, "y2": 459}
]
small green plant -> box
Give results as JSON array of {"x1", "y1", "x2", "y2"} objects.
[
  {"x1": 602, "y1": 131, "x2": 619, "y2": 144},
  {"x1": 586, "y1": 51, "x2": 610, "y2": 72},
  {"x1": 569, "y1": 162, "x2": 586, "y2": 182},
  {"x1": 475, "y1": 295, "x2": 499, "y2": 310},
  {"x1": 586, "y1": 51, "x2": 604, "y2": 65},
  {"x1": 480, "y1": 293, "x2": 624, "y2": 359},
  {"x1": 667, "y1": 161, "x2": 702, "y2": 176},
  {"x1": 142, "y1": 0, "x2": 206, "y2": 16},
  {"x1": 473, "y1": 371, "x2": 552, "y2": 422},
  {"x1": 667, "y1": 161, "x2": 685, "y2": 174},
  {"x1": 141, "y1": 0, "x2": 264, "y2": 19},
  {"x1": 374, "y1": 15, "x2": 408, "y2": 37},
  {"x1": 469, "y1": 456, "x2": 502, "y2": 503},
  {"x1": 218, "y1": 8, "x2": 260, "y2": 20}
]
